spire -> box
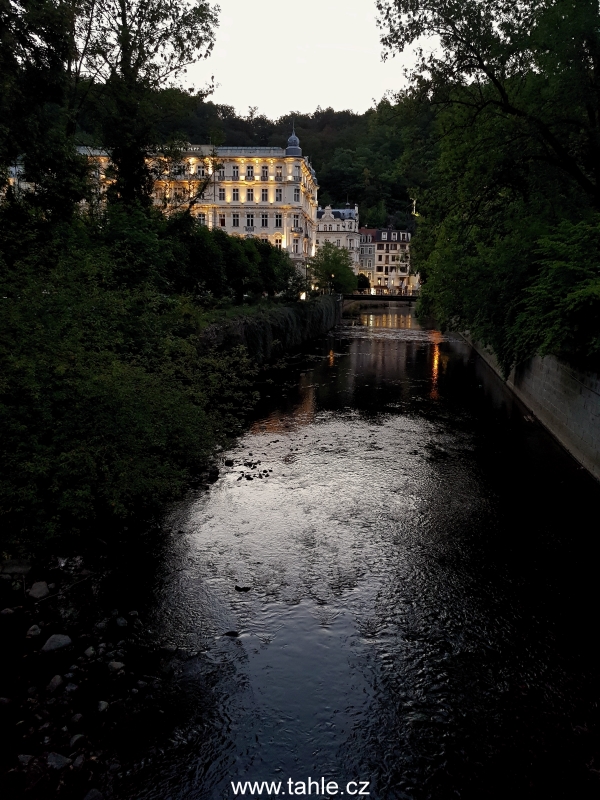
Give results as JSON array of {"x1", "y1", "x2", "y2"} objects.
[{"x1": 286, "y1": 122, "x2": 302, "y2": 156}]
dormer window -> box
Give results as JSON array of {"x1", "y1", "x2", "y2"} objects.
[
  {"x1": 391, "y1": 232, "x2": 397, "y2": 240},
  {"x1": 381, "y1": 232, "x2": 388, "y2": 240}
]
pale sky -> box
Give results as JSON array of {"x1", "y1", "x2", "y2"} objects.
[{"x1": 187, "y1": 0, "x2": 414, "y2": 120}]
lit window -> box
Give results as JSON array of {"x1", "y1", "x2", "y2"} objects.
[
  {"x1": 261, "y1": 213, "x2": 268, "y2": 228},
  {"x1": 276, "y1": 166, "x2": 282, "y2": 179},
  {"x1": 232, "y1": 165, "x2": 239, "y2": 179},
  {"x1": 294, "y1": 187, "x2": 300, "y2": 202},
  {"x1": 247, "y1": 189, "x2": 254, "y2": 202},
  {"x1": 218, "y1": 188, "x2": 225, "y2": 201},
  {"x1": 276, "y1": 188, "x2": 282, "y2": 202},
  {"x1": 219, "y1": 214, "x2": 226, "y2": 227},
  {"x1": 275, "y1": 214, "x2": 282, "y2": 228},
  {"x1": 233, "y1": 188, "x2": 239, "y2": 201},
  {"x1": 232, "y1": 213, "x2": 239, "y2": 227}
]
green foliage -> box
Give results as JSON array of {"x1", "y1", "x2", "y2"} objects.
[
  {"x1": 381, "y1": 0, "x2": 600, "y2": 374},
  {"x1": 309, "y1": 242, "x2": 358, "y2": 294},
  {"x1": 357, "y1": 273, "x2": 371, "y2": 290}
]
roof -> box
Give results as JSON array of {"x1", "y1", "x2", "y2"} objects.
[{"x1": 318, "y1": 208, "x2": 358, "y2": 220}]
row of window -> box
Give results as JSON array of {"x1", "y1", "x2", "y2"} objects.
[
  {"x1": 215, "y1": 187, "x2": 302, "y2": 202},
  {"x1": 361, "y1": 232, "x2": 409, "y2": 242},
  {"x1": 197, "y1": 212, "x2": 304, "y2": 230},
  {"x1": 191, "y1": 164, "x2": 302, "y2": 180},
  {"x1": 318, "y1": 223, "x2": 356, "y2": 231},
  {"x1": 315, "y1": 239, "x2": 355, "y2": 249}
]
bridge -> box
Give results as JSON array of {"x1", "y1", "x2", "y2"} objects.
[{"x1": 342, "y1": 293, "x2": 420, "y2": 310}]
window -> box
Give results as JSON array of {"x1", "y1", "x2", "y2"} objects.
[
  {"x1": 367, "y1": 260, "x2": 372, "y2": 268},
  {"x1": 378, "y1": 255, "x2": 383, "y2": 262},
  {"x1": 275, "y1": 213, "x2": 282, "y2": 228},
  {"x1": 261, "y1": 237, "x2": 268, "y2": 243},
  {"x1": 218, "y1": 167, "x2": 225, "y2": 179},
  {"x1": 337, "y1": 224, "x2": 340, "y2": 231},
  {"x1": 246, "y1": 189, "x2": 254, "y2": 201},
  {"x1": 401, "y1": 233, "x2": 406, "y2": 241},
  {"x1": 367, "y1": 235, "x2": 372, "y2": 242},
  {"x1": 294, "y1": 165, "x2": 301, "y2": 177},
  {"x1": 261, "y1": 213, "x2": 268, "y2": 228},
  {"x1": 232, "y1": 165, "x2": 239, "y2": 179},
  {"x1": 390, "y1": 243, "x2": 397, "y2": 250},
  {"x1": 377, "y1": 244, "x2": 384, "y2": 250},
  {"x1": 381, "y1": 232, "x2": 387, "y2": 240},
  {"x1": 218, "y1": 188, "x2": 225, "y2": 201},
  {"x1": 294, "y1": 187, "x2": 300, "y2": 202},
  {"x1": 328, "y1": 225, "x2": 332, "y2": 231},
  {"x1": 261, "y1": 165, "x2": 268, "y2": 180},
  {"x1": 349, "y1": 240, "x2": 354, "y2": 249},
  {"x1": 336, "y1": 239, "x2": 341, "y2": 247},
  {"x1": 316, "y1": 239, "x2": 320, "y2": 245},
  {"x1": 246, "y1": 165, "x2": 254, "y2": 178},
  {"x1": 219, "y1": 214, "x2": 226, "y2": 227},
  {"x1": 360, "y1": 247, "x2": 364, "y2": 254},
  {"x1": 391, "y1": 232, "x2": 397, "y2": 240},
  {"x1": 376, "y1": 266, "x2": 383, "y2": 272},
  {"x1": 198, "y1": 213, "x2": 206, "y2": 225},
  {"x1": 232, "y1": 213, "x2": 239, "y2": 227},
  {"x1": 293, "y1": 239, "x2": 299, "y2": 254},
  {"x1": 261, "y1": 188, "x2": 268, "y2": 202},
  {"x1": 233, "y1": 188, "x2": 239, "y2": 201},
  {"x1": 276, "y1": 165, "x2": 283, "y2": 179},
  {"x1": 197, "y1": 164, "x2": 205, "y2": 177},
  {"x1": 246, "y1": 213, "x2": 254, "y2": 228},
  {"x1": 275, "y1": 188, "x2": 282, "y2": 202},
  {"x1": 275, "y1": 238, "x2": 282, "y2": 249}
]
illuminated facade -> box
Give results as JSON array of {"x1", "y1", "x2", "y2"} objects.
[
  {"x1": 359, "y1": 227, "x2": 417, "y2": 293},
  {"x1": 155, "y1": 131, "x2": 319, "y2": 267},
  {"x1": 315, "y1": 204, "x2": 360, "y2": 269}
]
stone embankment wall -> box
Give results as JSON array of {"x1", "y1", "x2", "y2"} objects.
[
  {"x1": 466, "y1": 338, "x2": 600, "y2": 482},
  {"x1": 202, "y1": 295, "x2": 341, "y2": 364}
]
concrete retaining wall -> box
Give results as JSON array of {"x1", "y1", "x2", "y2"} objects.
[
  {"x1": 466, "y1": 338, "x2": 600, "y2": 482},
  {"x1": 201, "y1": 296, "x2": 341, "y2": 364}
]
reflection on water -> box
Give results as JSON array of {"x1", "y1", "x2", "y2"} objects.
[{"x1": 112, "y1": 307, "x2": 600, "y2": 800}]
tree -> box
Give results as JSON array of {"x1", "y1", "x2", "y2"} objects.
[
  {"x1": 80, "y1": 0, "x2": 219, "y2": 204},
  {"x1": 357, "y1": 272, "x2": 371, "y2": 290},
  {"x1": 309, "y1": 242, "x2": 357, "y2": 294},
  {"x1": 377, "y1": 0, "x2": 600, "y2": 208}
]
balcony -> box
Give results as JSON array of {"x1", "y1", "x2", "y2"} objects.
[
  {"x1": 260, "y1": 176, "x2": 269, "y2": 181},
  {"x1": 245, "y1": 175, "x2": 255, "y2": 181},
  {"x1": 291, "y1": 226, "x2": 303, "y2": 233},
  {"x1": 289, "y1": 176, "x2": 301, "y2": 183},
  {"x1": 275, "y1": 175, "x2": 283, "y2": 181},
  {"x1": 244, "y1": 225, "x2": 255, "y2": 232}
]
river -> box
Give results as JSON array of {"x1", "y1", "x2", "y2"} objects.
[{"x1": 108, "y1": 307, "x2": 600, "y2": 800}]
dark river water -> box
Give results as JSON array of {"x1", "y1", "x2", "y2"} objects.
[{"x1": 111, "y1": 308, "x2": 600, "y2": 800}]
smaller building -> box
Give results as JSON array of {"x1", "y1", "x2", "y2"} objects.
[
  {"x1": 316, "y1": 204, "x2": 360, "y2": 269},
  {"x1": 359, "y1": 227, "x2": 417, "y2": 294}
]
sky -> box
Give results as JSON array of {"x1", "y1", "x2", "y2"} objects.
[{"x1": 187, "y1": 0, "x2": 415, "y2": 120}]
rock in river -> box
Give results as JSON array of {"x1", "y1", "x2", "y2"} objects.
[
  {"x1": 41, "y1": 634, "x2": 72, "y2": 652},
  {"x1": 108, "y1": 661, "x2": 125, "y2": 673}
]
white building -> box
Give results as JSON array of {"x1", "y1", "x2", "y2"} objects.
[
  {"x1": 315, "y1": 204, "x2": 360, "y2": 269},
  {"x1": 155, "y1": 131, "x2": 319, "y2": 268}
]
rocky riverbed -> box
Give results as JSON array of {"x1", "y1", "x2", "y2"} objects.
[{"x1": 0, "y1": 548, "x2": 192, "y2": 799}]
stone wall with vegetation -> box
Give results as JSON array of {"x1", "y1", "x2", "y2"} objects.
[{"x1": 202, "y1": 296, "x2": 341, "y2": 364}]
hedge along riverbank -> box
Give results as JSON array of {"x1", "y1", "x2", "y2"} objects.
[{"x1": 201, "y1": 295, "x2": 342, "y2": 364}]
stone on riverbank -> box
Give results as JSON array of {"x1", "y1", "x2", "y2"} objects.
[
  {"x1": 108, "y1": 661, "x2": 125, "y2": 673},
  {"x1": 47, "y1": 675, "x2": 63, "y2": 692},
  {"x1": 42, "y1": 634, "x2": 72, "y2": 652},
  {"x1": 28, "y1": 581, "x2": 49, "y2": 599},
  {"x1": 26, "y1": 624, "x2": 41, "y2": 637},
  {"x1": 47, "y1": 752, "x2": 72, "y2": 770}
]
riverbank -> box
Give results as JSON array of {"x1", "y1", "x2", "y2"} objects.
[{"x1": 464, "y1": 336, "x2": 600, "y2": 482}]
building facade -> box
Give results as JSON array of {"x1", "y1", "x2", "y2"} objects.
[
  {"x1": 359, "y1": 227, "x2": 417, "y2": 293},
  {"x1": 315, "y1": 204, "x2": 360, "y2": 268},
  {"x1": 154, "y1": 131, "x2": 319, "y2": 268}
]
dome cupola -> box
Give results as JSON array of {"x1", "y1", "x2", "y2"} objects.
[{"x1": 286, "y1": 125, "x2": 302, "y2": 156}]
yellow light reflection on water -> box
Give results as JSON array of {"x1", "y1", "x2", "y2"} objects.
[
  {"x1": 429, "y1": 330, "x2": 444, "y2": 400},
  {"x1": 360, "y1": 312, "x2": 413, "y2": 328}
]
